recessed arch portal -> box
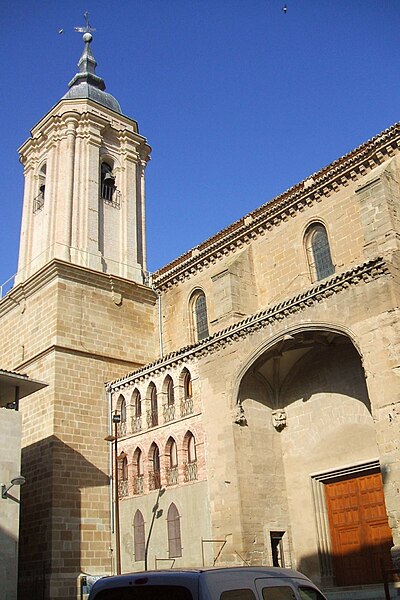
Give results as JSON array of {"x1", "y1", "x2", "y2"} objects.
[{"x1": 232, "y1": 325, "x2": 388, "y2": 587}]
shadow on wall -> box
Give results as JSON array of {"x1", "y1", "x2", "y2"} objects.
[
  {"x1": 0, "y1": 525, "x2": 18, "y2": 599},
  {"x1": 297, "y1": 540, "x2": 396, "y2": 590},
  {"x1": 18, "y1": 436, "x2": 110, "y2": 600}
]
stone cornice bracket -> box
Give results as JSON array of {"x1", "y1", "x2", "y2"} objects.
[{"x1": 109, "y1": 275, "x2": 122, "y2": 306}]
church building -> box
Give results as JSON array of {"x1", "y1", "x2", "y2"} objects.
[{"x1": 0, "y1": 25, "x2": 399, "y2": 600}]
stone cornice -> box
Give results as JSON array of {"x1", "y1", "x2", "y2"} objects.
[
  {"x1": 0, "y1": 259, "x2": 157, "y2": 318},
  {"x1": 153, "y1": 123, "x2": 400, "y2": 291},
  {"x1": 109, "y1": 256, "x2": 389, "y2": 390}
]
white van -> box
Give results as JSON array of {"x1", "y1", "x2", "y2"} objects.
[{"x1": 88, "y1": 566, "x2": 327, "y2": 600}]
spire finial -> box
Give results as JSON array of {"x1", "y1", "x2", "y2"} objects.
[{"x1": 74, "y1": 11, "x2": 96, "y2": 43}]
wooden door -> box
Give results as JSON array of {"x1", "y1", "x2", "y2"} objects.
[{"x1": 325, "y1": 471, "x2": 393, "y2": 586}]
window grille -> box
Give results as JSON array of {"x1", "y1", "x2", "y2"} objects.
[
  {"x1": 133, "y1": 475, "x2": 144, "y2": 495},
  {"x1": 184, "y1": 461, "x2": 198, "y2": 482},
  {"x1": 149, "y1": 470, "x2": 161, "y2": 490},
  {"x1": 164, "y1": 403, "x2": 175, "y2": 422},
  {"x1": 166, "y1": 466, "x2": 179, "y2": 486},
  {"x1": 131, "y1": 416, "x2": 142, "y2": 433},
  {"x1": 180, "y1": 397, "x2": 193, "y2": 417},
  {"x1": 118, "y1": 479, "x2": 128, "y2": 497}
]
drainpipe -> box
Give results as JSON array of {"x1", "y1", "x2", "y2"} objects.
[
  {"x1": 106, "y1": 387, "x2": 114, "y2": 539},
  {"x1": 157, "y1": 290, "x2": 163, "y2": 359}
]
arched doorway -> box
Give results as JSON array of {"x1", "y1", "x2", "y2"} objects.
[{"x1": 236, "y1": 329, "x2": 392, "y2": 586}]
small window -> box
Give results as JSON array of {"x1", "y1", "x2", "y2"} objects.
[
  {"x1": 305, "y1": 223, "x2": 334, "y2": 281},
  {"x1": 261, "y1": 587, "x2": 296, "y2": 600},
  {"x1": 167, "y1": 503, "x2": 182, "y2": 558},
  {"x1": 133, "y1": 510, "x2": 145, "y2": 562},
  {"x1": 190, "y1": 290, "x2": 209, "y2": 342}
]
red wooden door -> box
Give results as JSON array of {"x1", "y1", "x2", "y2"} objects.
[{"x1": 325, "y1": 471, "x2": 393, "y2": 586}]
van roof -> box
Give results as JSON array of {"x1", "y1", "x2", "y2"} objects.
[{"x1": 90, "y1": 566, "x2": 312, "y2": 594}]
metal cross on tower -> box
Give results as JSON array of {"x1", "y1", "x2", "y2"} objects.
[{"x1": 74, "y1": 11, "x2": 96, "y2": 34}]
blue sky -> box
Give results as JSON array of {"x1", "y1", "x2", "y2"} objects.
[{"x1": 1, "y1": 1, "x2": 399, "y2": 289}]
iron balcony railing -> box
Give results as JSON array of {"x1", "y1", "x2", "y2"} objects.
[
  {"x1": 131, "y1": 416, "x2": 142, "y2": 433},
  {"x1": 184, "y1": 461, "x2": 198, "y2": 482},
  {"x1": 163, "y1": 404, "x2": 175, "y2": 423},
  {"x1": 133, "y1": 475, "x2": 144, "y2": 495},
  {"x1": 166, "y1": 466, "x2": 179, "y2": 486},
  {"x1": 118, "y1": 479, "x2": 128, "y2": 497},
  {"x1": 147, "y1": 409, "x2": 158, "y2": 428},
  {"x1": 101, "y1": 185, "x2": 121, "y2": 209},
  {"x1": 33, "y1": 191, "x2": 45, "y2": 214},
  {"x1": 180, "y1": 397, "x2": 193, "y2": 417},
  {"x1": 118, "y1": 421, "x2": 127, "y2": 437},
  {"x1": 149, "y1": 470, "x2": 161, "y2": 491}
]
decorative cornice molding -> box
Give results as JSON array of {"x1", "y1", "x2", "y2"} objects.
[
  {"x1": 0, "y1": 259, "x2": 156, "y2": 319},
  {"x1": 153, "y1": 123, "x2": 400, "y2": 291},
  {"x1": 109, "y1": 256, "x2": 389, "y2": 390}
]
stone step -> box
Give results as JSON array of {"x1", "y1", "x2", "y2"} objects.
[{"x1": 323, "y1": 583, "x2": 397, "y2": 600}]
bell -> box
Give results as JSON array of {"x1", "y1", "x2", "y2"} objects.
[{"x1": 103, "y1": 172, "x2": 115, "y2": 184}]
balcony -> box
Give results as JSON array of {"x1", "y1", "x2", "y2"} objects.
[
  {"x1": 147, "y1": 409, "x2": 158, "y2": 428},
  {"x1": 180, "y1": 397, "x2": 193, "y2": 417},
  {"x1": 149, "y1": 470, "x2": 161, "y2": 491},
  {"x1": 131, "y1": 416, "x2": 142, "y2": 433},
  {"x1": 118, "y1": 479, "x2": 128, "y2": 497},
  {"x1": 133, "y1": 475, "x2": 144, "y2": 495},
  {"x1": 184, "y1": 461, "x2": 198, "y2": 482},
  {"x1": 166, "y1": 466, "x2": 178, "y2": 486},
  {"x1": 163, "y1": 404, "x2": 175, "y2": 423}
]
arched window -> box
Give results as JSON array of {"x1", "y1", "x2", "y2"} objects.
[
  {"x1": 117, "y1": 395, "x2": 127, "y2": 436},
  {"x1": 184, "y1": 431, "x2": 198, "y2": 482},
  {"x1": 190, "y1": 290, "x2": 209, "y2": 342},
  {"x1": 166, "y1": 437, "x2": 178, "y2": 486},
  {"x1": 167, "y1": 503, "x2": 182, "y2": 558},
  {"x1": 100, "y1": 162, "x2": 116, "y2": 202},
  {"x1": 149, "y1": 443, "x2": 161, "y2": 490},
  {"x1": 147, "y1": 383, "x2": 158, "y2": 428},
  {"x1": 180, "y1": 369, "x2": 193, "y2": 417},
  {"x1": 132, "y1": 389, "x2": 142, "y2": 433},
  {"x1": 118, "y1": 452, "x2": 128, "y2": 497},
  {"x1": 133, "y1": 510, "x2": 145, "y2": 562},
  {"x1": 305, "y1": 223, "x2": 335, "y2": 282},
  {"x1": 133, "y1": 447, "x2": 144, "y2": 495}
]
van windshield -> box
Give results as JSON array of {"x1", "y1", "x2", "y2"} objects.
[{"x1": 92, "y1": 585, "x2": 194, "y2": 600}]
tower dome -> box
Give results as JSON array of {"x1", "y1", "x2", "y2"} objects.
[{"x1": 62, "y1": 30, "x2": 122, "y2": 114}]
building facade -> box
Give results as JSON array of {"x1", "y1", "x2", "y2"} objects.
[{"x1": 0, "y1": 27, "x2": 399, "y2": 600}]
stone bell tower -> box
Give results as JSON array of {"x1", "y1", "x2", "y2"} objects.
[
  {"x1": 16, "y1": 29, "x2": 150, "y2": 284},
  {"x1": 0, "y1": 21, "x2": 158, "y2": 600}
]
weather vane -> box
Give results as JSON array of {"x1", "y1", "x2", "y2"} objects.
[{"x1": 74, "y1": 11, "x2": 96, "y2": 35}]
